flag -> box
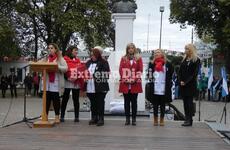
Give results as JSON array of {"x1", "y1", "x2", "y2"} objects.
[
  {"x1": 197, "y1": 64, "x2": 202, "y2": 91},
  {"x1": 221, "y1": 67, "x2": 229, "y2": 97},
  {"x1": 208, "y1": 65, "x2": 213, "y2": 90},
  {"x1": 171, "y1": 79, "x2": 176, "y2": 100}
]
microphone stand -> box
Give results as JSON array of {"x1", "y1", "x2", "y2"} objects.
[
  {"x1": 2, "y1": 64, "x2": 41, "y2": 128},
  {"x1": 220, "y1": 96, "x2": 228, "y2": 124}
]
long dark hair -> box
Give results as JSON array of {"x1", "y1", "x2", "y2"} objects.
[
  {"x1": 91, "y1": 48, "x2": 103, "y2": 61},
  {"x1": 64, "y1": 46, "x2": 78, "y2": 58}
]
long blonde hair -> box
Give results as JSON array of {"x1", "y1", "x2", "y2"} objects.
[
  {"x1": 152, "y1": 49, "x2": 167, "y2": 63},
  {"x1": 124, "y1": 42, "x2": 141, "y2": 60},
  {"x1": 182, "y1": 43, "x2": 198, "y2": 62}
]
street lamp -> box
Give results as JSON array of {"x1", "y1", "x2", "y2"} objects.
[{"x1": 159, "y1": 6, "x2": 164, "y2": 49}]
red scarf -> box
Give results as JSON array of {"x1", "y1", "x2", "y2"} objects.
[
  {"x1": 64, "y1": 56, "x2": 81, "y2": 71},
  {"x1": 48, "y1": 54, "x2": 57, "y2": 82},
  {"x1": 154, "y1": 57, "x2": 165, "y2": 72}
]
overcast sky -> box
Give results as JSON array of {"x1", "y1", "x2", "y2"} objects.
[{"x1": 133, "y1": 0, "x2": 195, "y2": 52}]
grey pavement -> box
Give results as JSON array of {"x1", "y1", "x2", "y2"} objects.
[{"x1": 0, "y1": 89, "x2": 229, "y2": 129}]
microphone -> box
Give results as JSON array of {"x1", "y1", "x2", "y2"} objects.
[
  {"x1": 41, "y1": 50, "x2": 49, "y2": 56},
  {"x1": 38, "y1": 50, "x2": 49, "y2": 61}
]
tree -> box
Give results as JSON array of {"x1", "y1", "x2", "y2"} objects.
[
  {"x1": 0, "y1": 0, "x2": 20, "y2": 58},
  {"x1": 169, "y1": 0, "x2": 230, "y2": 72},
  {"x1": 1, "y1": 0, "x2": 114, "y2": 59},
  {"x1": 0, "y1": 13, "x2": 20, "y2": 58}
]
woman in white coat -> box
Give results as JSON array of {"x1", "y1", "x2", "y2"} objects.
[{"x1": 43, "y1": 43, "x2": 67, "y2": 123}]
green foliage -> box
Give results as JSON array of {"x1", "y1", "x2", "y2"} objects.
[
  {"x1": 167, "y1": 55, "x2": 183, "y2": 67},
  {"x1": 169, "y1": 0, "x2": 230, "y2": 72},
  {"x1": 0, "y1": 0, "x2": 114, "y2": 58},
  {"x1": 0, "y1": 14, "x2": 20, "y2": 57}
]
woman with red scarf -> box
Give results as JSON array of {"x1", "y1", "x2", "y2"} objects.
[
  {"x1": 119, "y1": 43, "x2": 143, "y2": 126},
  {"x1": 147, "y1": 49, "x2": 174, "y2": 126},
  {"x1": 61, "y1": 46, "x2": 84, "y2": 122},
  {"x1": 42, "y1": 43, "x2": 67, "y2": 123}
]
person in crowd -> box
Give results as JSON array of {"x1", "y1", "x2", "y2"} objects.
[
  {"x1": 179, "y1": 43, "x2": 200, "y2": 126},
  {"x1": 201, "y1": 73, "x2": 208, "y2": 100},
  {"x1": 86, "y1": 46, "x2": 110, "y2": 126},
  {"x1": 1, "y1": 73, "x2": 8, "y2": 98},
  {"x1": 41, "y1": 43, "x2": 67, "y2": 123},
  {"x1": 197, "y1": 72, "x2": 208, "y2": 100},
  {"x1": 208, "y1": 76, "x2": 217, "y2": 101},
  {"x1": 24, "y1": 73, "x2": 33, "y2": 96},
  {"x1": 33, "y1": 72, "x2": 40, "y2": 96},
  {"x1": 8, "y1": 71, "x2": 18, "y2": 98},
  {"x1": 172, "y1": 71, "x2": 179, "y2": 99},
  {"x1": 61, "y1": 46, "x2": 84, "y2": 122},
  {"x1": 119, "y1": 43, "x2": 143, "y2": 126},
  {"x1": 147, "y1": 49, "x2": 174, "y2": 126}
]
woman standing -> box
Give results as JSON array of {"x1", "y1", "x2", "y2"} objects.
[
  {"x1": 61, "y1": 46, "x2": 83, "y2": 122},
  {"x1": 1, "y1": 74, "x2": 8, "y2": 98},
  {"x1": 43, "y1": 43, "x2": 67, "y2": 123},
  {"x1": 179, "y1": 43, "x2": 200, "y2": 126},
  {"x1": 147, "y1": 49, "x2": 174, "y2": 126},
  {"x1": 119, "y1": 43, "x2": 143, "y2": 126},
  {"x1": 86, "y1": 46, "x2": 110, "y2": 126}
]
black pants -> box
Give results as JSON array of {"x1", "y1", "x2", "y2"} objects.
[
  {"x1": 2, "y1": 89, "x2": 6, "y2": 98},
  {"x1": 152, "y1": 95, "x2": 165, "y2": 118},
  {"x1": 10, "y1": 85, "x2": 17, "y2": 98},
  {"x1": 61, "y1": 88, "x2": 80, "y2": 119},
  {"x1": 123, "y1": 92, "x2": 138, "y2": 119},
  {"x1": 87, "y1": 92, "x2": 106, "y2": 120},
  {"x1": 34, "y1": 84, "x2": 39, "y2": 96},
  {"x1": 26, "y1": 85, "x2": 32, "y2": 95},
  {"x1": 182, "y1": 96, "x2": 193, "y2": 122},
  {"x1": 46, "y1": 91, "x2": 60, "y2": 116}
]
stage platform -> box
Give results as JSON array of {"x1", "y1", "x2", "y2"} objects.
[{"x1": 0, "y1": 119, "x2": 229, "y2": 150}]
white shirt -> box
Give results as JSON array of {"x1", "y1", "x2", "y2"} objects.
[
  {"x1": 153, "y1": 66, "x2": 166, "y2": 95},
  {"x1": 87, "y1": 63, "x2": 97, "y2": 93},
  {"x1": 65, "y1": 80, "x2": 80, "y2": 89},
  {"x1": 40, "y1": 73, "x2": 59, "y2": 92}
]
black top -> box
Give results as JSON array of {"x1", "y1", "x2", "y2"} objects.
[
  {"x1": 178, "y1": 58, "x2": 200, "y2": 97},
  {"x1": 85, "y1": 59, "x2": 110, "y2": 92}
]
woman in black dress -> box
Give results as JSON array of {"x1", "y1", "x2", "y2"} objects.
[{"x1": 179, "y1": 43, "x2": 200, "y2": 126}]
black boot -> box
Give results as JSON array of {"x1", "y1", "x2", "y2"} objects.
[
  {"x1": 181, "y1": 118, "x2": 192, "y2": 126},
  {"x1": 97, "y1": 116, "x2": 104, "y2": 126},
  {"x1": 89, "y1": 116, "x2": 98, "y2": 125},
  {"x1": 132, "y1": 117, "x2": 136, "y2": 126},
  {"x1": 74, "y1": 113, "x2": 79, "y2": 122},
  {"x1": 125, "y1": 116, "x2": 130, "y2": 125},
  {"x1": 74, "y1": 105, "x2": 79, "y2": 122}
]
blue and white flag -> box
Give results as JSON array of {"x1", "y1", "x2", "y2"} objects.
[
  {"x1": 208, "y1": 65, "x2": 213, "y2": 90},
  {"x1": 221, "y1": 67, "x2": 229, "y2": 97},
  {"x1": 171, "y1": 72, "x2": 176, "y2": 100}
]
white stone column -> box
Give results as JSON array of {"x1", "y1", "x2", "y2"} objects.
[
  {"x1": 112, "y1": 13, "x2": 136, "y2": 52},
  {"x1": 105, "y1": 13, "x2": 145, "y2": 112}
]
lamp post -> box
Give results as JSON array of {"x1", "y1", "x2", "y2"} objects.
[{"x1": 159, "y1": 6, "x2": 164, "y2": 49}]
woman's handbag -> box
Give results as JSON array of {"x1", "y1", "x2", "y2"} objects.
[{"x1": 145, "y1": 82, "x2": 153, "y2": 102}]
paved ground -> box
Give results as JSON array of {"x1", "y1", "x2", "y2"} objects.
[
  {"x1": 0, "y1": 119, "x2": 229, "y2": 150},
  {"x1": 0, "y1": 90, "x2": 229, "y2": 127},
  {"x1": 0, "y1": 90, "x2": 230, "y2": 149}
]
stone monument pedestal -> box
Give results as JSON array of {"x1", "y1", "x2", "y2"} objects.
[{"x1": 105, "y1": 13, "x2": 145, "y2": 112}]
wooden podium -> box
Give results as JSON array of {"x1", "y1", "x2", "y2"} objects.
[{"x1": 30, "y1": 62, "x2": 58, "y2": 128}]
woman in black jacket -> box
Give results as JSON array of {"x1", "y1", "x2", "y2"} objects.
[
  {"x1": 147, "y1": 49, "x2": 174, "y2": 126},
  {"x1": 179, "y1": 43, "x2": 200, "y2": 126},
  {"x1": 85, "y1": 46, "x2": 110, "y2": 126}
]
